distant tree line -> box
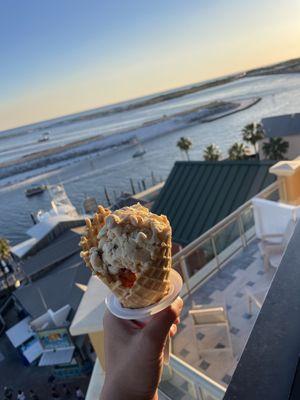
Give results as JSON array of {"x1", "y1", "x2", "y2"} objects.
[{"x1": 176, "y1": 122, "x2": 289, "y2": 161}]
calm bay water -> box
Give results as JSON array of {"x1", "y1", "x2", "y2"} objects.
[{"x1": 1, "y1": 74, "x2": 300, "y2": 244}]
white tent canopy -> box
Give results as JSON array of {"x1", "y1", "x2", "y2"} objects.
[
  {"x1": 31, "y1": 305, "x2": 71, "y2": 331},
  {"x1": 6, "y1": 317, "x2": 34, "y2": 348},
  {"x1": 38, "y1": 346, "x2": 75, "y2": 366},
  {"x1": 22, "y1": 338, "x2": 43, "y2": 363}
]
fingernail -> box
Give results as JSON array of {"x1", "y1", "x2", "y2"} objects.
[
  {"x1": 174, "y1": 297, "x2": 183, "y2": 310},
  {"x1": 170, "y1": 324, "x2": 177, "y2": 336}
]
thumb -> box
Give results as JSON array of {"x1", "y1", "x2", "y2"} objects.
[{"x1": 142, "y1": 297, "x2": 183, "y2": 350}]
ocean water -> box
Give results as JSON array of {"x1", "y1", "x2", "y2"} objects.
[{"x1": 1, "y1": 74, "x2": 300, "y2": 244}]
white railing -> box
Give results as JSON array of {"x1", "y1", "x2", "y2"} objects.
[{"x1": 159, "y1": 354, "x2": 226, "y2": 400}]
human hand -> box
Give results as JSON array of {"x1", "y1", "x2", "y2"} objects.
[{"x1": 101, "y1": 297, "x2": 183, "y2": 400}]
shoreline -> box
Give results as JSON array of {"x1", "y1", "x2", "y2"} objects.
[
  {"x1": 0, "y1": 97, "x2": 260, "y2": 185},
  {"x1": 0, "y1": 75, "x2": 242, "y2": 138},
  {"x1": 1, "y1": 56, "x2": 299, "y2": 138}
]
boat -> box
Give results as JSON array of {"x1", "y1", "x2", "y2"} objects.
[
  {"x1": 46, "y1": 184, "x2": 78, "y2": 218},
  {"x1": 132, "y1": 137, "x2": 146, "y2": 158},
  {"x1": 12, "y1": 184, "x2": 82, "y2": 259},
  {"x1": 38, "y1": 132, "x2": 50, "y2": 143},
  {"x1": 30, "y1": 184, "x2": 79, "y2": 222},
  {"x1": 25, "y1": 185, "x2": 47, "y2": 197},
  {"x1": 133, "y1": 149, "x2": 146, "y2": 158}
]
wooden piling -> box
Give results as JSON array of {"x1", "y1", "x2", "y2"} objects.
[
  {"x1": 104, "y1": 187, "x2": 111, "y2": 206},
  {"x1": 130, "y1": 178, "x2": 136, "y2": 194},
  {"x1": 151, "y1": 171, "x2": 156, "y2": 185}
]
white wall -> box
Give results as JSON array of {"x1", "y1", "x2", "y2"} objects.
[
  {"x1": 31, "y1": 305, "x2": 71, "y2": 330},
  {"x1": 252, "y1": 198, "x2": 298, "y2": 239}
]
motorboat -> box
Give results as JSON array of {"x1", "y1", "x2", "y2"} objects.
[
  {"x1": 25, "y1": 185, "x2": 47, "y2": 197},
  {"x1": 132, "y1": 137, "x2": 146, "y2": 158},
  {"x1": 38, "y1": 132, "x2": 50, "y2": 143}
]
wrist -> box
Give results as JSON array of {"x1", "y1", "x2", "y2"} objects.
[
  {"x1": 152, "y1": 390, "x2": 159, "y2": 400},
  {"x1": 101, "y1": 379, "x2": 158, "y2": 400}
]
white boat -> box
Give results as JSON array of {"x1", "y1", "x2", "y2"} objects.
[
  {"x1": 132, "y1": 137, "x2": 146, "y2": 158},
  {"x1": 36, "y1": 184, "x2": 78, "y2": 222},
  {"x1": 25, "y1": 185, "x2": 47, "y2": 197},
  {"x1": 38, "y1": 132, "x2": 50, "y2": 143},
  {"x1": 12, "y1": 184, "x2": 81, "y2": 259}
]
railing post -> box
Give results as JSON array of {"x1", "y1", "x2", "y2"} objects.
[
  {"x1": 169, "y1": 354, "x2": 226, "y2": 399},
  {"x1": 179, "y1": 257, "x2": 191, "y2": 298},
  {"x1": 195, "y1": 383, "x2": 205, "y2": 400},
  {"x1": 211, "y1": 235, "x2": 220, "y2": 269},
  {"x1": 238, "y1": 213, "x2": 247, "y2": 247}
]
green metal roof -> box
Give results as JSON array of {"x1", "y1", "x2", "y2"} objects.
[{"x1": 152, "y1": 160, "x2": 276, "y2": 245}]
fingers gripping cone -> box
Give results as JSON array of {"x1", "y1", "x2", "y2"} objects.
[{"x1": 105, "y1": 269, "x2": 183, "y2": 364}]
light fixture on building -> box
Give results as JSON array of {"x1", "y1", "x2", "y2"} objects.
[{"x1": 14, "y1": 280, "x2": 21, "y2": 288}]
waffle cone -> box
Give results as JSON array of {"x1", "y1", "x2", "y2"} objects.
[{"x1": 80, "y1": 203, "x2": 172, "y2": 308}]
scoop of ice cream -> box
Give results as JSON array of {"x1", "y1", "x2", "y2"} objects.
[{"x1": 80, "y1": 203, "x2": 172, "y2": 308}]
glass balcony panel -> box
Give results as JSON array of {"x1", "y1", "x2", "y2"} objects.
[
  {"x1": 160, "y1": 366, "x2": 198, "y2": 399},
  {"x1": 240, "y1": 206, "x2": 255, "y2": 241},
  {"x1": 201, "y1": 387, "x2": 224, "y2": 400},
  {"x1": 214, "y1": 219, "x2": 242, "y2": 264},
  {"x1": 264, "y1": 187, "x2": 280, "y2": 202},
  {"x1": 184, "y1": 238, "x2": 216, "y2": 279}
]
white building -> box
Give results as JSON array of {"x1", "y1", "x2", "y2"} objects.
[{"x1": 260, "y1": 113, "x2": 300, "y2": 160}]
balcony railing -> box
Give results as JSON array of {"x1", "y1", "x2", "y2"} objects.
[
  {"x1": 160, "y1": 354, "x2": 226, "y2": 400},
  {"x1": 172, "y1": 181, "x2": 279, "y2": 297}
]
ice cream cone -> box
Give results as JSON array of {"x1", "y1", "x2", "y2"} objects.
[{"x1": 80, "y1": 203, "x2": 172, "y2": 308}]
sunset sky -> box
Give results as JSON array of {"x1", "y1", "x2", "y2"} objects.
[{"x1": 1, "y1": 0, "x2": 300, "y2": 131}]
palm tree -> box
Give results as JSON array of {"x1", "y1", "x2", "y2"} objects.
[
  {"x1": 262, "y1": 137, "x2": 289, "y2": 160},
  {"x1": 203, "y1": 144, "x2": 221, "y2": 161},
  {"x1": 0, "y1": 237, "x2": 11, "y2": 290},
  {"x1": 242, "y1": 123, "x2": 265, "y2": 156},
  {"x1": 228, "y1": 142, "x2": 247, "y2": 160},
  {"x1": 177, "y1": 137, "x2": 192, "y2": 160}
]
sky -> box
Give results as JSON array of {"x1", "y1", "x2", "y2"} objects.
[{"x1": 0, "y1": 0, "x2": 300, "y2": 132}]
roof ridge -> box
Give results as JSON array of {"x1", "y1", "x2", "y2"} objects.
[{"x1": 175, "y1": 160, "x2": 274, "y2": 165}]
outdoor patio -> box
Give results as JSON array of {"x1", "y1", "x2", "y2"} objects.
[{"x1": 172, "y1": 239, "x2": 275, "y2": 387}]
